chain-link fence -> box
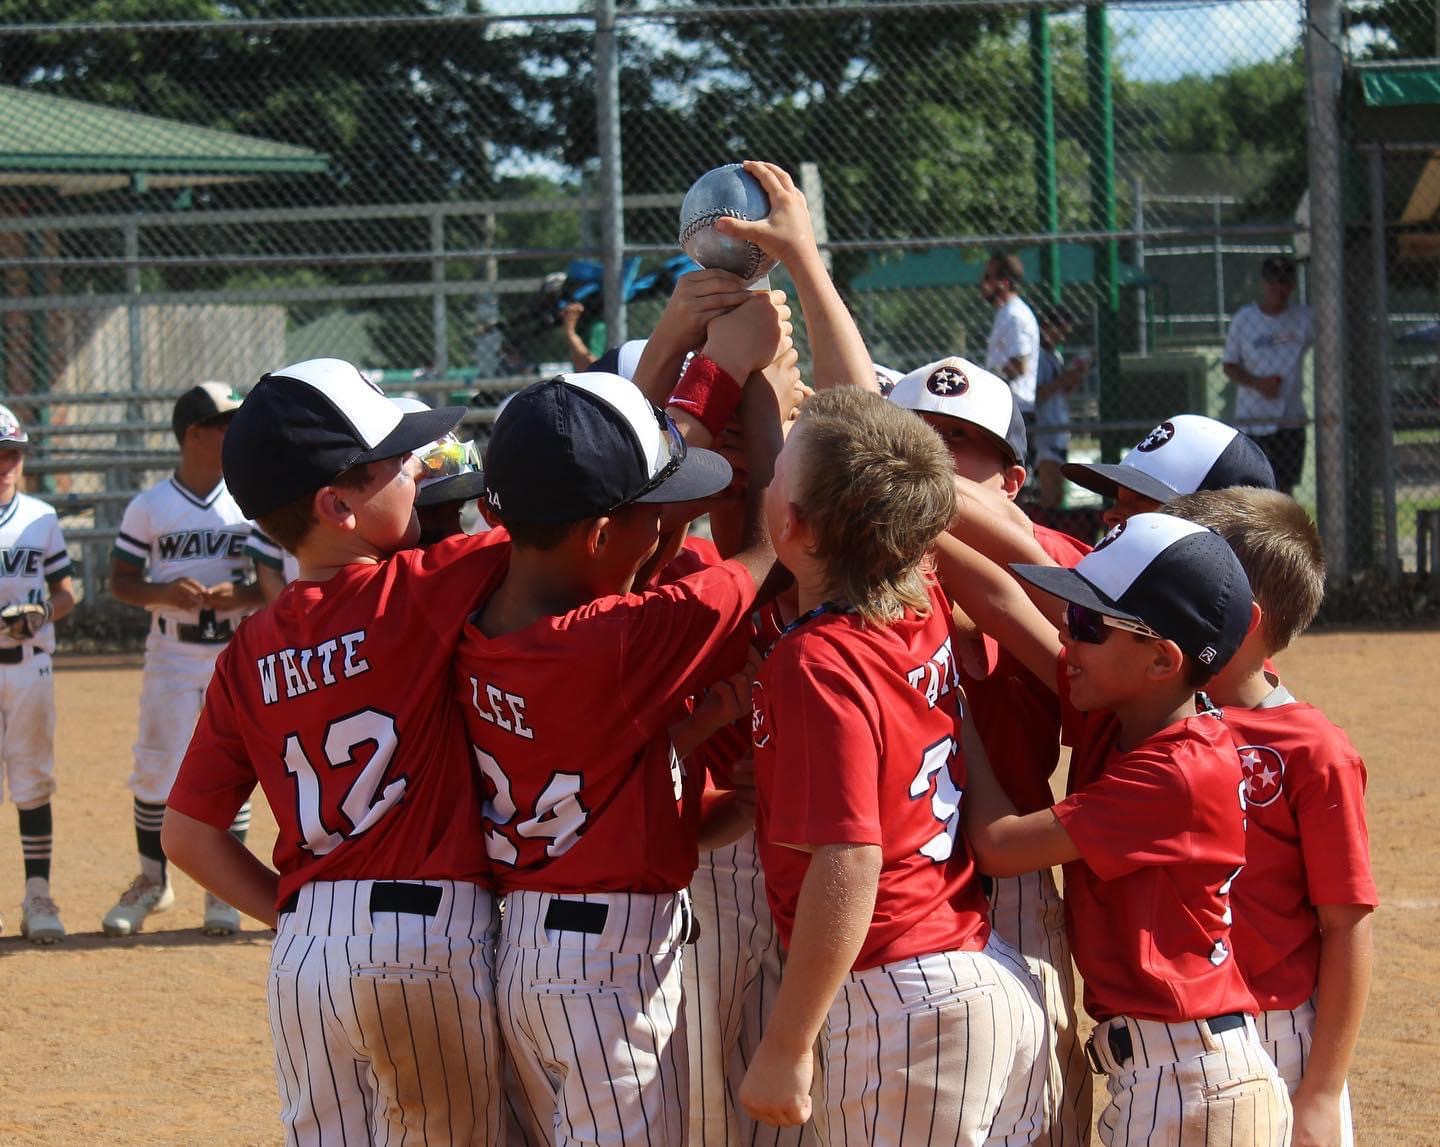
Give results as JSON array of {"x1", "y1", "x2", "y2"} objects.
[{"x1": 0, "y1": 0, "x2": 1433, "y2": 614}]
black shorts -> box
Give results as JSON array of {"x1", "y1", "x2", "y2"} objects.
[{"x1": 1252, "y1": 426, "x2": 1306, "y2": 492}]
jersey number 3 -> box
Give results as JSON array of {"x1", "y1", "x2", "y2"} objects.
[
  {"x1": 283, "y1": 709, "x2": 407, "y2": 856},
  {"x1": 909, "y1": 736, "x2": 962, "y2": 862}
]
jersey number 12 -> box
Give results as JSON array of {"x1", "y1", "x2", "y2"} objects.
[{"x1": 283, "y1": 709, "x2": 408, "y2": 856}]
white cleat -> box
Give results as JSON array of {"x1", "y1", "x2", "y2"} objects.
[
  {"x1": 102, "y1": 876, "x2": 175, "y2": 937},
  {"x1": 202, "y1": 893, "x2": 242, "y2": 937},
  {"x1": 21, "y1": 895, "x2": 65, "y2": 944}
]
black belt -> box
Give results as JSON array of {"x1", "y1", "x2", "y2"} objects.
[
  {"x1": 0, "y1": 646, "x2": 40, "y2": 665},
  {"x1": 1088, "y1": 1013, "x2": 1247, "y2": 1071},
  {"x1": 158, "y1": 614, "x2": 234, "y2": 644},
  {"x1": 543, "y1": 897, "x2": 701, "y2": 945},
  {"x1": 277, "y1": 882, "x2": 443, "y2": 918}
]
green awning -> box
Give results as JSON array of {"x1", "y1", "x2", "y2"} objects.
[
  {"x1": 1361, "y1": 66, "x2": 1440, "y2": 108},
  {"x1": 0, "y1": 85, "x2": 328, "y2": 174}
]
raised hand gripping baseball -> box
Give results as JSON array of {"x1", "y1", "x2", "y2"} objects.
[
  {"x1": 703, "y1": 290, "x2": 792, "y2": 381},
  {"x1": 714, "y1": 162, "x2": 817, "y2": 270},
  {"x1": 653, "y1": 268, "x2": 755, "y2": 350},
  {"x1": 0, "y1": 600, "x2": 51, "y2": 641}
]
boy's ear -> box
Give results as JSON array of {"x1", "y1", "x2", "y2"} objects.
[
  {"x1": 312, "y1": 484, "x2": 357, "y2": 531},
  {"x1": 1000, "y1": 464, "x2": 1027, "y2": 500},
  {"x1": 584, "y1": 516, "x2": 610, "y2": 559},
  {"x1": 1245, "y1": 599, "x2": 1264, "y2": 638},
  {"x1": 1146, "y1": 637, "x2": 1186, "y2": 682}
]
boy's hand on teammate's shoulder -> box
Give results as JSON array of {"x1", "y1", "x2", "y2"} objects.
[
  {"x1": 716, "y1": 161, "x2": 818, "y2": 270},
  {"x1": 161, "y1": 577, "x2": 208, "y2": 611},
  {"x1": 740, "y1": 1038, "x2": 814, "y2": 1127},
  {"x1": 653, "y1": 268, "x2": 753, "y2": 349}
]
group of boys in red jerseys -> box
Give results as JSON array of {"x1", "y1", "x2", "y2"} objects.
[{"x1": 160, "y1": 160, "x2": 1372, "y2": 1147}]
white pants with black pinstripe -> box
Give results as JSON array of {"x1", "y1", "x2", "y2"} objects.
[
  {"x1": 685, "y1": 830, "x2": 818, "y2": 1147},
  {"x1": 1089, "y1": 1013, "x2": 1293, "y2": 1146},
  {"x1": 820, "y1": 936, "x2": 1047, "y2": 1146},
  {"x1": 987, "y1": 868, "x2": 1091, "y2": 1146},
  {"x1": 268, "y1": 879, "x2": 503, "y2": 1147},
  {"x1": 1256, "y1": 999, "x2": 1354, "y2": 1147},
  {"x1": 499, "y1": 888, "x2": 690, "y2": 1147}
]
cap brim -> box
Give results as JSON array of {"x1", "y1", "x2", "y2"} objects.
[
  {"x1": 632, "y1": 446, "x2": 733, "y2": 505},
  {"x1": 356, "y1": 406, "x2": 466, "y2": 464},
  {"x1": 1058, "y1": 461, "x2": 1178, "y2": 504},
  {"x1": 415, "y1": 470, "x2": 487, "y2": 507},
  {"x1": 1010, "y1": 562, "x2": 1146, "y2": 623}
]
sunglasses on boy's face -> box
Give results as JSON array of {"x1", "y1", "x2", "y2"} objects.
[
  {"x1": 416, "y1": 436, "x2": 480, "y2": 481},
  {"x1": 1064, "y1": 602, "x2": 1163, "y2": 645}
]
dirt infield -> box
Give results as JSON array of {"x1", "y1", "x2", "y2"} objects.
[{"x1": 0, "y1": 630, "x2": 1434, "y2": 1145}]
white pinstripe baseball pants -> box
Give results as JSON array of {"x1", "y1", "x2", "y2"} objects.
[
  {"x1": 987, "y1": 869, "x2": 1091, "y2": 1147},
  {"x1": 1089, "y1": 1013, "x2": 1293, "y2": 1146},
  {"x1": 499, "y1": 888, "x2": 690, "y2": 1147},
  {"x1": 1256, "y1": 1000, "x2": 1354, "y2": 1147},
  {"x1": 820, "y1": 936, "x2": 1047, "y2": 1147},
  {"x1": 685, "y1": 830, "x2": 818, "y2": 1147},
  {"x1": 268, "y1": 879, "x2": 503, "y2": 1147}
]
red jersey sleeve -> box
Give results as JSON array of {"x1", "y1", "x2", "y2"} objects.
[
  {"x1": 612, "y1": 558, "x2": 756, "y2": 739},
  {"x1": 1293, "y1": 751, "x2": 1377, "y2": 907},
  {"x1": 1053, "y1": 747, "x2": 1203, "y2": 881},
  {"x1": 763, "y1": 653, "x2": 883, "y2": 849},
  {"x1": 168, "y1": 644, "x2": 259, "y2": 829}
]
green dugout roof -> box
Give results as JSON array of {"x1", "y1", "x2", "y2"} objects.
[
  {"x1": 0, "y1": 85, "x2": 328, "y2": 177},
  {"x1": 1361, "y1": 65, "x2": 1440, "y2": 108},
  {"x1": 851, "y1": 243, "x2": 1152, "y2": 293}
]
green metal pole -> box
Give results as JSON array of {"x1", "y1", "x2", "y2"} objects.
[
  {"x1": 1087, "y1": 2, "x2": 1122, "y2": 459},
  {"x1": 1031, "y1": 8, "x2": 1061, "y2": 304}
]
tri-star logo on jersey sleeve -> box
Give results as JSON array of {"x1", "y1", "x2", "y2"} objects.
[{"x1": 1237, "y1": 744, "x2": 1285, "y2": 807}]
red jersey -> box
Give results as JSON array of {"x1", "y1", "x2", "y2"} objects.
[
  {"x1": 752, "y1": 581, "x2": 991, "y2": 972},
  {"x1": 1051, "y1": 658, "x2": 1257, "y2": 1023},
  {"x1": 455, "y1": 542, "x2": 755, "y2": 894},
  {"x1": 1224, "y1": 693, "x2": 1378, "y2": 1010},
  {"x1": 963, "y1": 523, "x2": 1090, "y2": 812},
  {"x1": 169, "y1": 534, "x2": 504, "y2": 908}
]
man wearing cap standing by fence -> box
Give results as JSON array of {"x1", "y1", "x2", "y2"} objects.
[{"x1": 1223, "y1": 254, "x2": 1314, "y2": 495}]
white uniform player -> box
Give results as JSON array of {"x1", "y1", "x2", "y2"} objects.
[
  {"x1": 104, "y1": 382, "x2": 263, "y2": 937},
  {"x1": 0, "y1": 405, "x2": 76, "y2": 943}
]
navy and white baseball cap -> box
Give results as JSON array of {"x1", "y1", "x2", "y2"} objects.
[
  {"x1": 1013, "y1": 512, "x2": 1252, "y2": 669},
  {"x1": 1062, "y1": 414, "x2": 1274, "y2": 503},
  {"x1": 172, "y1": 381, "x2": 242, "y2": 440},
  {"x1": 873, "y1": 364, "x2": 904, "y2": 397},
  {"x1": 0, "y1": 403, "x2": 28, "y2": 448},
  {"x1": 482, "y1": 373, "x2": 732, "y2": 525},
  {"x1": 888, "y1": 356, "x2": 1027, "y2": 466},
  {"x1": 223, "y1": 358, "x2": 465, "y2": 519}
]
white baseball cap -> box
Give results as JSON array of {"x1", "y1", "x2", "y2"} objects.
[
  {"x1": 888, "y1": 356, "x2": 1027, "y2": 466},
  {"x1": 1062, "y1": 414, "x2": 1275, "y2": 504},
  {"x1": 0, "y1": 403, "x2": 28, "y2": 448}
]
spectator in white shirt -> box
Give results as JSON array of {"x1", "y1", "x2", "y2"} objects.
[
  {"x1": 1222, "y1": 254, "x2": 1314, "y2": 494},
  {"x1": 981, "y1": 252, "x2": 1041, "y2": 422}
]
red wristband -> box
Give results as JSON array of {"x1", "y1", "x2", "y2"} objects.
[{"x1": 666, "y1": 354, "x2": 743, "y2": 441}]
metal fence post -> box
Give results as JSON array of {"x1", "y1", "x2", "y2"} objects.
[
  {"x1": 1305, "y1": 0, "x2": 1348, "y2": 579},
  {"x1": 1031, "y1": 8, "x2": 1060, "y2": 305},
  {"x1": 595, "y1": 0, "x2": 627, "y2": 346},
  {"x1": 431, "y1": 206, "x2": 448, "y2": 377},
  {"x1": 1367, "y1": 146, "x2": 1399, "y2": 578}
]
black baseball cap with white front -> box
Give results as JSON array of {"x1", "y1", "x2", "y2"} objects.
[
  {"x1": 1012, "y1": 512, "x2": 1252, "y2": 670},
  {"x1": 222, "y1": 358, "x2": 465, "y2": 519},
  {"x1": 483, "y1": 373, "x2": 732, "y2": 525},
  {"x1": 888, "y1": 356, "x2": 1027, "y2": 467},
  {"x1": 1063, "y1": 414, "x2": 1274, "y2": 504}
]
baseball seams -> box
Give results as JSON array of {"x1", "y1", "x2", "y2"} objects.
[
  {"x1": 678, "y1": 210, "x2": 770, "y2": 282},
  {"x1": 499, "y1": 889, "x2": 691, "y2": 1146},
  {"x1": 270, "y1": 879, "x2": 502, "y2": 1146},
  {"x1": 987, "y1": 870, "x2": 1092, "y2": 1146},
  {"x1": 821, "y1": 937, "x2": 1048, "y2": 1147},
  {"x1": 1089, "y1": 1014, "x2": 1292, "y2": 1146},
  {"x1": 685, "y1": 830, "x2": 816, "y2": 1147},
  {"x1": 1255, "y1": 1001, "x2": 1354, "y2": 1147}
]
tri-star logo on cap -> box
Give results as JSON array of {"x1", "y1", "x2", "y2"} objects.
[
  {"x1": 1135, "y1": 421, "x2": 1175, "y2": 452},
  {"x1": 926, "y1": 365, "x2": 968, "y2": 397}
]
